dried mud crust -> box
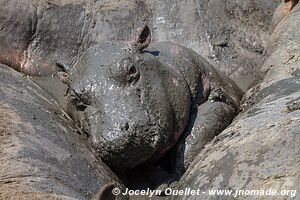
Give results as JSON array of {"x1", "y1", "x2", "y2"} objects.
[
  {"x1": 0, "y1": 103, "x2": 71, "y2": 200},
  {"x1": 0, "y1": 64, "x2": 126, "y2": 200},
  {"x1": 172, "y1": 1, "x2": 300, "y2": 199},
  {"x1": 0, "y1": 68, "x2": 72, "y2": 199},
  {"x1": 30, "y1": 0, "x2": 139, "y2": 12},
  {"x1": 0, "y1": 0, "x2": 279, "y2": 86},
  {"x1": 173, "y1": 82, "x2": 300, "y2": 200}
]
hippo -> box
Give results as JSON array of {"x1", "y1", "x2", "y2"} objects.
[
  {"x1": 2, "y1": 0, "x2": 295, "y2": 199},
  {"x1": 0, "y1": 64, "x2": 127, "y2": 200},
  {"x1": 0, "y1": 0, "x2": 279, "y2": 89},
  {"x1": 56, "y1": 25, "x2": 243, "y2": 172},
  {"x1": 172, "y1": 1, "x2": 300, "y2": 199}
]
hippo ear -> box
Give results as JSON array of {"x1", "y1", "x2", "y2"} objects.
[
  {"x1": 131, "y1": 25, "x2": 151, "y2": 51},
  {"x1": 285, "y1": 0, "x2": 299, "y2": 10},
  {"x1": 55, "y1": 62, "x2": 71, "y2": 85}
]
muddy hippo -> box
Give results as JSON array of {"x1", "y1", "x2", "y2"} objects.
[
  {"x1": 0, "y1": 0, "x2": 280, "y2": 89},
  {"x1": 172, "y1": 1, "x2": 300, "y2": 199},
  {"x1": 0, "y1": 64, "x2": 127, "y2": 200},
  {"x1": 56, "y1": 26, "x2": 243, "y2": 172}
]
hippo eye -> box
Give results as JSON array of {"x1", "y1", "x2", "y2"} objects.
[{"x1": 128, "y1": 65, "x2": 140, "y2": 84}]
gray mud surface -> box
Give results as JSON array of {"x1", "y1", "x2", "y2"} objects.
[
  {"x1": 1, "y1": 1, "x2": 300, "y2": 200},
  {"x1": 0, "y1": 0, "x2": 281, "y2": 90},
  {"x1": 0, "y1": 64, "x2": 125, "y2": 199}
]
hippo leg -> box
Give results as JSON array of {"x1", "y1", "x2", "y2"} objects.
[
  {"x1": 171, "y1": 87, "x2": 238, "y2": 177},
  {"x1": 144, "y1": 99, "x2": 237, "y2": 188},
  {"x1": 0, "y1": 64, "x2": 127, "y2": 200},
  {"x1": 184, "y1": 102, "x2": 236, "y2": 167}
]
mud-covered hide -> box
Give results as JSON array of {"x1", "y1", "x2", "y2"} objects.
[
  {"x1": 0, "y1": 64, "x2": 126, "y2": 200},
  {"x1": 172, "y1": 2, "x2": 300, "y2": 199},
  {"x1": 0, "y1": 0, "x2": 280, "y2": 88},
  {"x1": 261, "y1": 0, "x2": 300, "y2": 86},
  {"x1": 151, "y1": 0, "x2": 281, "y2": 89},
  {"x1": 173, "y1": 78, "x2": 300, "y2": 200},
  {"x1": 0, "y1": 0, "x2": 149, "y2": 76},
  {"x1": 59, "y1": 38, "x2": 243, "y2": 171}
]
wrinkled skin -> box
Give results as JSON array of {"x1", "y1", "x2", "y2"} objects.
[
  {"x1": 0, "y1": 0, "x2": 280, "y2": 90},
  {"x1": 172, "y1": 1, "x2": 300, "y2": 199},
  {"x1": 3, "y1": 1, "x2": 296, "y2": 199},
  {"x1": 59, "y1": 33, "x2": 243, "y2": 171},
  {"x1": 0, "y1": 0, "x2": 245, "y2": 194},
  {"x1": 0, "y1": 64, "x2": 127, "y2": 200},
  {"x1": 0, "y1": 0, "x2": 150, "y2": 76},
  {"x1": 63, "y1": 41, "x2": 191, "y2": 170}
]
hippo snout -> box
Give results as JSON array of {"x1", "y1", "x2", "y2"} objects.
[{"x1": 90, "y1": 123, "x2": 161, "y2": 170}]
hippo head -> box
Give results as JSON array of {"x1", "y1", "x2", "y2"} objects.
[{"x1": 57, "y1": 26, "x2": 191, "y2": 170}]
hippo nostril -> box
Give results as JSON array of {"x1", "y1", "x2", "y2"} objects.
[
  {"x1": 121, "y1": 122, "x2": 130, "y2": 131},
  {"x1": 128, "y1": 65, "x2": 140, "y2": 84},
  {"x1": 136, "y1": 88, "x2": 141, "y2": 99},
  {"x1": 128, "y1": 65, "x2": 137, "y2": 75}
]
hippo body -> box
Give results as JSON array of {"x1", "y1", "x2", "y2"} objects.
[
  {"x1": 0, "y1": 0, "x2": 280, "y2": 87},
  {"x1": 59, "y1": 28, "x2": 243, "y2": 171},
  {"x1": 0, "y1": 0, "x2": 245, "y2": 193},
  {"x1": 3, "y1": 1, "x2": 298, "y2": 199},
  {"x1": 0, "y1": 64, "x2": 126, "y2": 200},
  {"x1": 173, "y1": 2, "x2": 300, "y2": 199}
]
